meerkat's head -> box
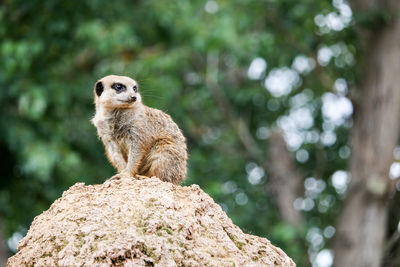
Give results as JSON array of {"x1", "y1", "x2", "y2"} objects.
[{"x1": 94, "y1": 75, "x2": 142, "y2": 109}]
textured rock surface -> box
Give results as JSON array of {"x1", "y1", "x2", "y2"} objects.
[{"x1": 7, "y1": 176, "x2": 295, "y2": 266}]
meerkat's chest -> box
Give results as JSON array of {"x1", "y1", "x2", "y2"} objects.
[{"x1": 116, "y1": 137, "x2": 129, "y2": 159}]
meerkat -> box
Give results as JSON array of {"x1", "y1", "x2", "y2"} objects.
[{"x1": 91, "y1": 75, "x2": 187, "y2": 184}]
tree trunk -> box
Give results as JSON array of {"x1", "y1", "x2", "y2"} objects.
[
  {"x1": 267, "y1": 130, "x2": 303, "y2": 227},
  {"x1": 333, "y1": 6, "x2": 400, "y2": 267},
  {"x1": 0, "y1": 218, "x2": 8, "y2": 267}
]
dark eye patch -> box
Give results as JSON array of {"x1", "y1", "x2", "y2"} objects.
[
  {"x1": 111, "y1": 83, "x2": 126, "y2": 93},
  {"x1": 95, "y1": 81, "x2": 104, "y2": 96},
  {"x1": 133, "y1": 85, "x2": 138, "y2": 92}
]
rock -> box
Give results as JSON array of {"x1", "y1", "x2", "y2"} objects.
[{"x1": 7, "y1": 176, "x2": 295, "y2": 266}]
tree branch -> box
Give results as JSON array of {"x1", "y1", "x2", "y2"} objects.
[
  {"x1": 205, "y1": 51, "x2": 303, "y2": 227},
  {"x1": 205, "y1": 51, "x2": 262, "y2": 161}
]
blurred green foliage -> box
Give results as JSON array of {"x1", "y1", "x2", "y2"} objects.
[{"x1": 0, "y1": 0, "x2": 376, "y2": 265}]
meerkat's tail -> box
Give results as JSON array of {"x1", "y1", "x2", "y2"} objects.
[{"x1": 138, "y1": 139, "x2": 187, "y2": 184}]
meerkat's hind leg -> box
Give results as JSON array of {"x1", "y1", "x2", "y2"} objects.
[{"x1": 139, "y1": 142, "x2": 186, "y2": 184}]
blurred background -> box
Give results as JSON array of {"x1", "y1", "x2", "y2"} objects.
[{"x1": 1, "y1": 0, "x2": 400, "y2": 266}]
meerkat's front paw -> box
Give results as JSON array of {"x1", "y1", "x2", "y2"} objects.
[
  {"x1": 104, "y1": 174, "x2": 121, "y2": 186},
  {"x1": 119, "y1": 171, "x2": 134, "y2": 179},
  {"x1": 108, "y1": 172, "x2": 132, "y2": 181},
  {"x1": 135, "y1": 174, "x2": 149, "y2": 180},
  {"x1": 109, "y1": 174, "x2": 121, "y2": 180}
]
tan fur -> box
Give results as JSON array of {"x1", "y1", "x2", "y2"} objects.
[{"x1": 91, "y1": 75, "x2": 187, "y2": 184}]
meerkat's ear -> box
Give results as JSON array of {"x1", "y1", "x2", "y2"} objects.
[{"x1": 95, "y1": 81, "x2": 104, "y2": 96}]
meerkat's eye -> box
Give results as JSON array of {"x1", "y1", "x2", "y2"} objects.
[
  {"x1": 111, "y1": 83, "x2": 126, "y2": 92},
  {"x1": 133, "y1": 85, "x2": 138, "y2": 92}
]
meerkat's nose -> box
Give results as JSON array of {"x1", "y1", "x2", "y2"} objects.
[{"x1": 130, "y1": 96, "x2": 137, "y2": 102}]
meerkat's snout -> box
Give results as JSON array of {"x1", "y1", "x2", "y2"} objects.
[{"x1": 129, "y1": 96, "x2": 137, "y2": 102}]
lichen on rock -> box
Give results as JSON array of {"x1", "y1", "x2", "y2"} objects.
[{"x1": 7, "y1": 176, "x2": 295, "y2": 266}]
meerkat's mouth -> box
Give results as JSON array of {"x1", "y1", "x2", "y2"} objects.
[{"x1": 119, "y1": 97, "x2": 136, "y2": 104}]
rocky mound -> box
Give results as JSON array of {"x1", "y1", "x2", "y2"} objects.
[{"x1": 7, "y1": 176, "x2": 295, "y2": 266}]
